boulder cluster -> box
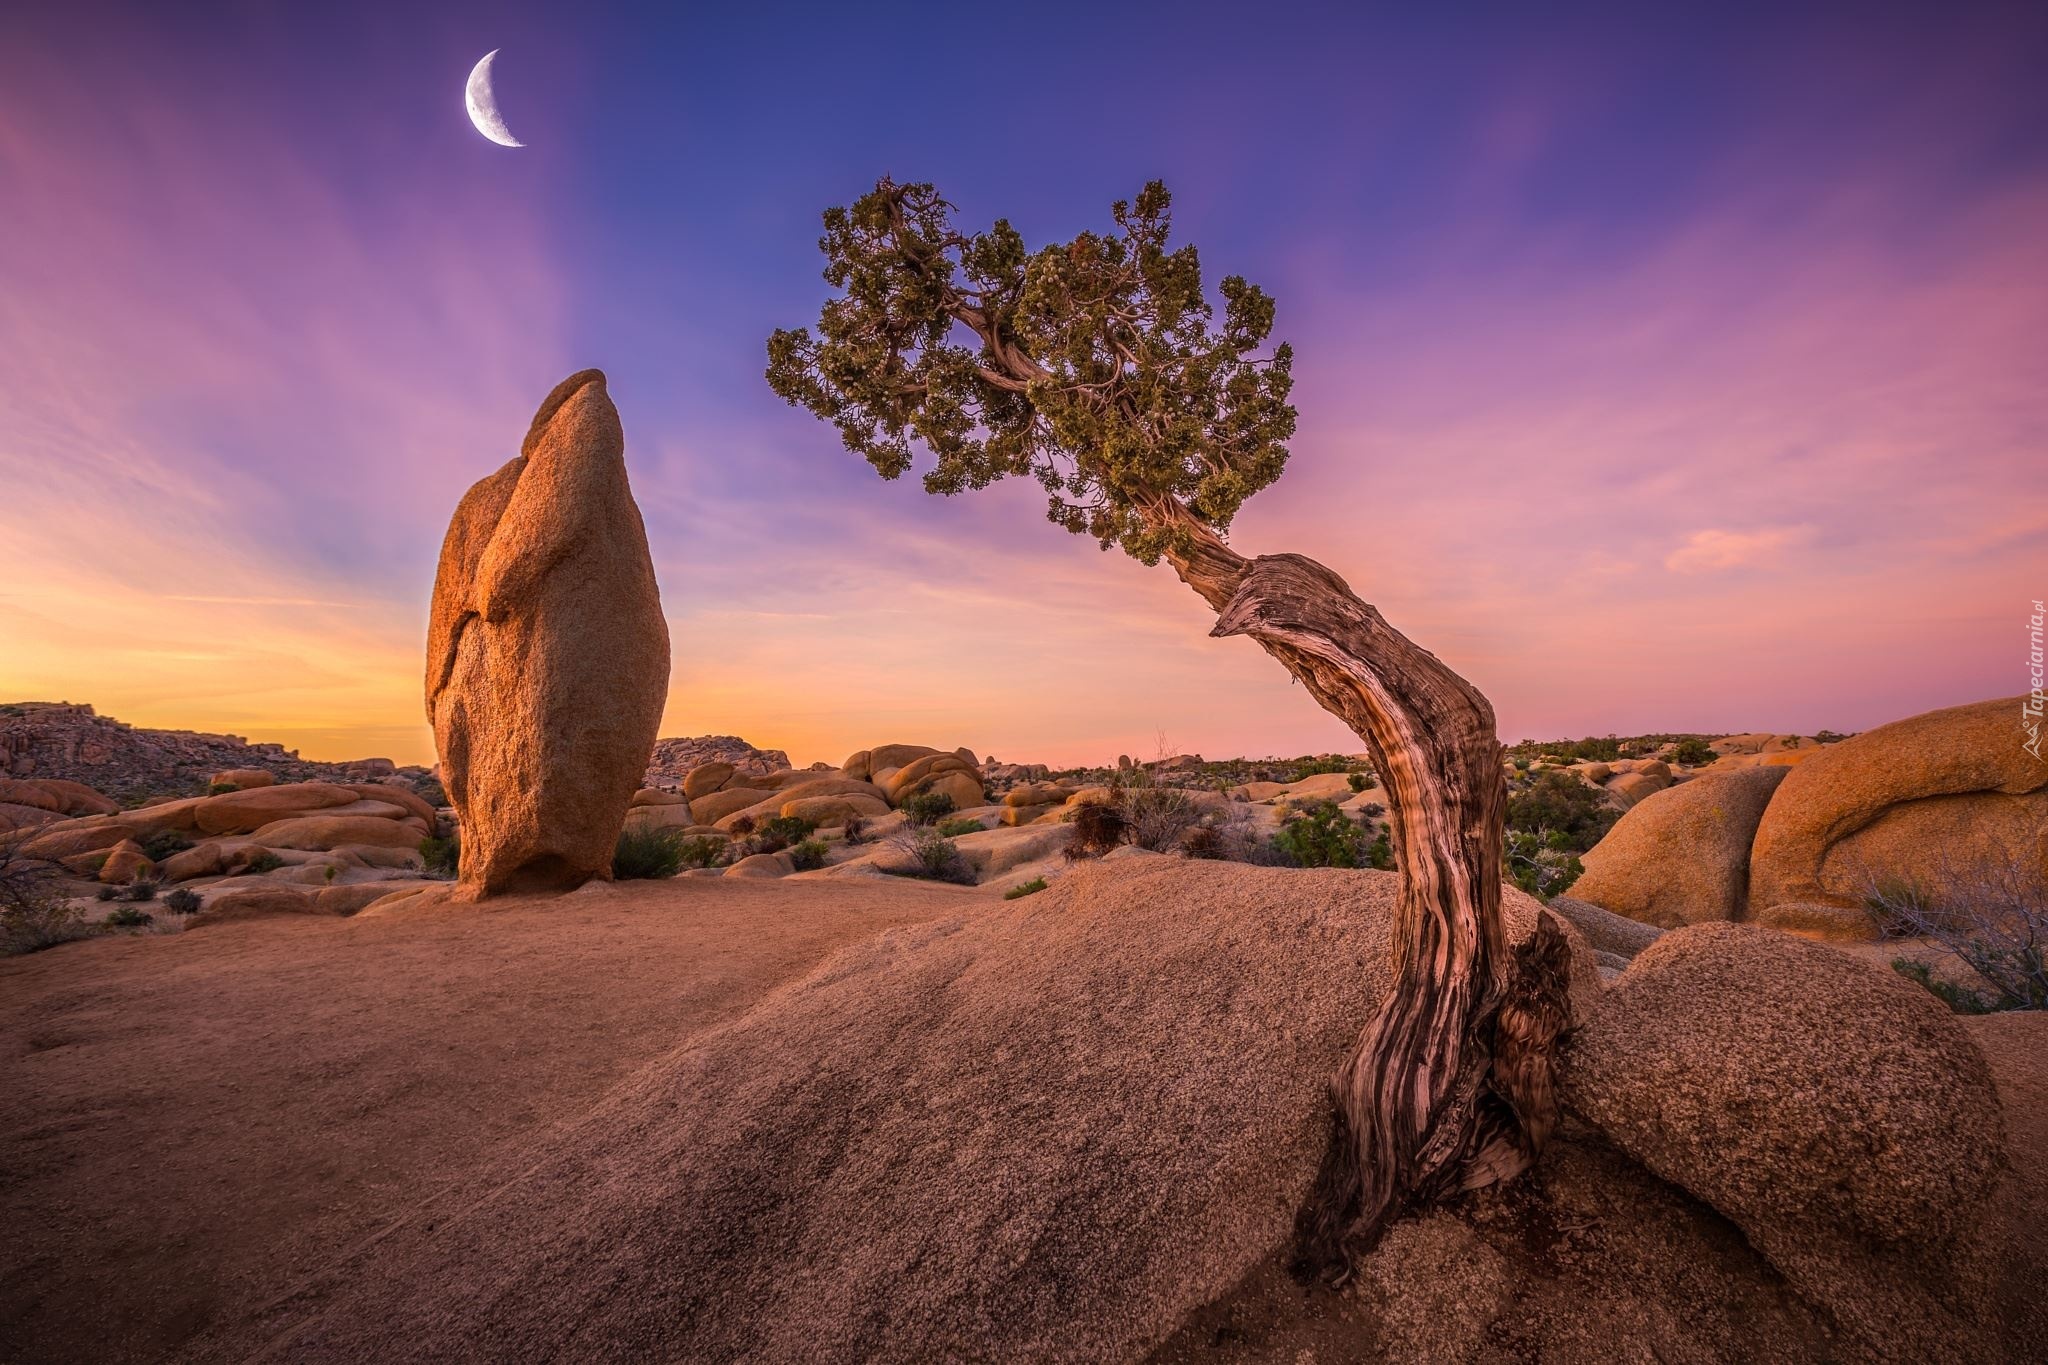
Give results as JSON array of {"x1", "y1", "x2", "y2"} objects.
[
  {"x1": 627, "y1": 742, "x2": 989, "y2": 837},
  {"x1": 1569, "y1": 696, "x2": 2046, "y2": 938},
  {"x1": 8, "y1": 769, "x2": 441, "y2": 893}
]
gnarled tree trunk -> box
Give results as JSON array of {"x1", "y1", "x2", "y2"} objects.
[{"x1": 1159, "y1": 514, "x2": 1573, "y2": 1279}]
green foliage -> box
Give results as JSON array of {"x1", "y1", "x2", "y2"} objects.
[
  {"x1": 613, "y1": 825, "x2": 686, "y2": 880},
  {"x1": 162, "y1": 888, "x2": 202, "y2": 914},
  {"x1": 208, "y1": 782, "x2": 237, "y2": 796},
  {"x1": 900, "y1": 791, "x2": 956, "y2": 827},
  {"x1": 755, "y1": 814, "x2": 818, "y2": 850},
  {"x1": 104, "y1": 905, "x2": 154, "y2": 928},
  {"x1": 1505, "y1": 829, "x2": 1585, "y2": 899},
  {"x1": 1890, "y1": 959, "x2": 2001, "y2": 1015},
  {"x1": 1506, "y1": 771, "x2": 1619, "y2": 853},
  {"x1": 137, "y1": 830, "x2": 193, "y2": 862},
  {"x1": 242, "y1": 850, "x2": 285, "y2": 876},
  {"x1": 1365, "y1": 829, "x2": 1396, "y2": 871},
  {"x1": 676, "y1": 836, "x2": 725, "y2": 870},
  {"x1": 788, "y1": 839, "x2": 830, "y2": 872},
  {"x1": 1815, "y1": 729, "x2": 1849, "y2": 744},
  {"x1": 935, "y1": 816, "x2": 986, "y2": 838},
  {"x1": 1346, "y1": 772, "x2": 1369, "y2": 794},
  {"x1": 418, "y1": 832, "x2": 460, "y2": 880},
  {"x1": 1671, "y1": 738, "x2": 1717, "y2": 766},
  {"x1": 122, "y1": 877, "x2": 160, "y2": 902},
  {"x1": 1274, "y1": 800, "x2": 1369, "y2": 869},
  {"x1": 766, "y1": 179, "x2": 1296, "y2": 565},
  {"x1": 1004, "y1": 877, "x2": 1049, "y2": 900}
]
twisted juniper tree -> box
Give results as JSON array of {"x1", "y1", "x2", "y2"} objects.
[{"x1": 767, "y1": 179, "x2": 1571, "y2": 1275}]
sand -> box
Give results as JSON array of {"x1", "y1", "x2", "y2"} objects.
[{"x1": 0, "y1": 875, "x2": 969, "y2": 1363}]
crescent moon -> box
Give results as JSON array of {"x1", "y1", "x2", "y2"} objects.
[{"x1": 465, "y1": 50, "x2": 524, "y2": 148}]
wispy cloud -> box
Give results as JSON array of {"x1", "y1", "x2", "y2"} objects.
[{"x1": 1664, "y1": 526, "x2": 1816, "y2": 575}]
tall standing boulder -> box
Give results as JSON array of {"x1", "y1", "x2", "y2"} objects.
[{"x1": 426, "y1": 370, "x2": 670, "y2": 897}]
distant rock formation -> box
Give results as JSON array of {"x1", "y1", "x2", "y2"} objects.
[
  {"x1": 426, "y1": 369, "x2": 669, "y2": 898},
  {"x1": 0, "y1": 701, "x2": 409, "y2": 801},
  {"x1": 644, "y1": 735, "x2": 789, "y2": 787}
]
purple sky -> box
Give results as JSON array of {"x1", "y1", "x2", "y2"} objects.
[{"x1": 2, "y1": 1, "x2": 2043, "y2": 765}]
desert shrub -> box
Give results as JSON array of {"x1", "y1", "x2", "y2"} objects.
[
  {"x1": 162, "y1": 887, "x2": 202, "y2": 914},
  {"x1": 122, "y1": 877, "x2": 160, "y2": 902},
  {"x1": 104, "y1": 905, "x2": 155, "y2": 928},
  {"x1": 1865, "y1": 856, "x2": 2047, "y2": 1011},
  {"x1": 841, "y1": 815, "x2": 870, "y2": 845},
  {"x1": 1815, "y1": 729, "x2": 1849, "y2": 744},
  {"x1": 1890, "y1": 959, "x2": 2000, "y2": 1015},
  {"x1": 1346, "y1": 772, "x2": 1369, "y2": 794},
  {"x1": 1, "y1": 847, "x2": 99, "y2": 956},
  {"x1": 884, "y1": 826, "x2": 975, "y2": 884},
  {"x1": 1670, "y1": 738, "x2": 1717, "y2": 767},
  {"x1": 1505, "y1": 828, "x2": 1584, "y2": 899},
  {"x1": 1366, "y1": 829, "x2": 1396, "y2": 871},
  {"x1": 1506, "y1": 771, "x2": 1619, "y2": 852},
  {"x1": 755, "y1": 814, "x2": 816, "y2": 849},
  {"x1": 1120, "y1": 783, "x2": 1201, "y2": 852},
  {"x1": 95, "y1": 885, "x2": 117, "y2": 902},
  {"x1": 935, "y1": 816, "x2": 986, "y2": 838},
  {"x1": 676, "y1": 836, "x2": 725, "y2": 869},
  {"x1": 1066, "y1": 801, "x2": 1128, "y2": 859},
  {"x1": 207, "y1": 781, "x2": 237, "y2": 796},
  {"x1": 1274, "y1": 800, "x2": 1369, "y2": 868},
  {"x1": 613, "y1": 825, "x2": 686, "y2": 880},
  {"x1": 728, "y1": 814, "x2": 757, "y2": 836},
  {"x1": 419, "y1": 832, "x2": 460, "y2": 879},
  {"x1": 900, "y1": 790, "x2": 957, "y2": 827},
  {"x1": 242, "y1": 850, "x2": 285, "y2": 876},
  {"x1": 137, "y1": 830, "x2": 194, "y2": 862},
  {"x1": 1004, "y1": 877, "x2": 1048, "y2": 899},
  {"x1": 1180, "y1": 802, "x2": 1283, "y2": 865},
  {"x1": 788, "y1": 839, "x2": 830, "y2": 872}
]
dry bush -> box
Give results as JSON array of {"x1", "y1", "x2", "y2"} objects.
[
  {"x1": 885, "y1": 826, "x2": 975, "y2": 884},
  {"x1": 1182, "y1": 801, "x2": 1285, "y2": 864},
  {"x1": 1120, "y1": 780, "x2": 1201, "y2": 853},
  {"x1": 1866, "y1": 850, "x2": 2047, "y2": 1011},
  {"x1": 1066, "y1": 801, "x2": 1128, "y2": 860},
  {"x1": 1, "y1": 843, "x2": 97, "y2": 956}
]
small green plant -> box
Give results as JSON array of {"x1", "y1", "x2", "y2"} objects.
[
  {"x1": 104, "y1": 905, "x2": 155, "y2": 928},
  {"x1": 676, "y1": 835, "x2": 725, "y2": 869},
  {"x1": 935, "y1": 816, "x2": 986, "y2": 838},
  {"x1": 1671, "y1": 738, "x2": 1717, "y2": 767},
  {"x1": 324, "y1": 865, "x2": 339, "y2": 883},
  {"x1": 788, "y1": 838, "x2": 830, "y2": 871},
  {"x1": 418, "y1": 832, "x2": 460, "y2": 879},
  {"x1": 162, "y1": 888, "x2": 202, "y2": 914},
  {"x1": 1346, "y1": 772, "x2": 1368, "y2": 794},
  {"x1": 1891, "y1": 959, "x2": 1998, "y2": 1015},
  {"x1": 1505, "y1": 828, "x2": 1584, "y2": 899},
  {"x1": 613, "y1": 825, "x2": 686, "y2": 880},
  {"x1": 1366, "y1": 829, "x2": 1395, "y2": 871},
  {"x1": 900, "y1": 790, "x2": 957, "y2": 827},
  {"x1": 1274, "y1": 800, "x2": 1368, "y2": 868},
  {"x1": 122, "y1": 878, "x2": 160, "y2": 902},
  {"x1": 95, "y1": 885, "x2": 117, "y2": 902},
  {"x1": 755, "y1": 814, "x2": 817, "y2": 851},
  {"x1": 137, "y1": 830, "x2": 194, "y2": 862},
  {"x1": 208, "y1": 781, "x2": 237, "y2": 796},
  {"x1": 242, "y1": 850, "x2": 285, "y2": 876},
  {"x1": 1815, "y1": 729, "x2": 1849, "y2": 744},
  {"x1": 1004, "y1": 877, "x2": 1048, "y2": 899}
]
